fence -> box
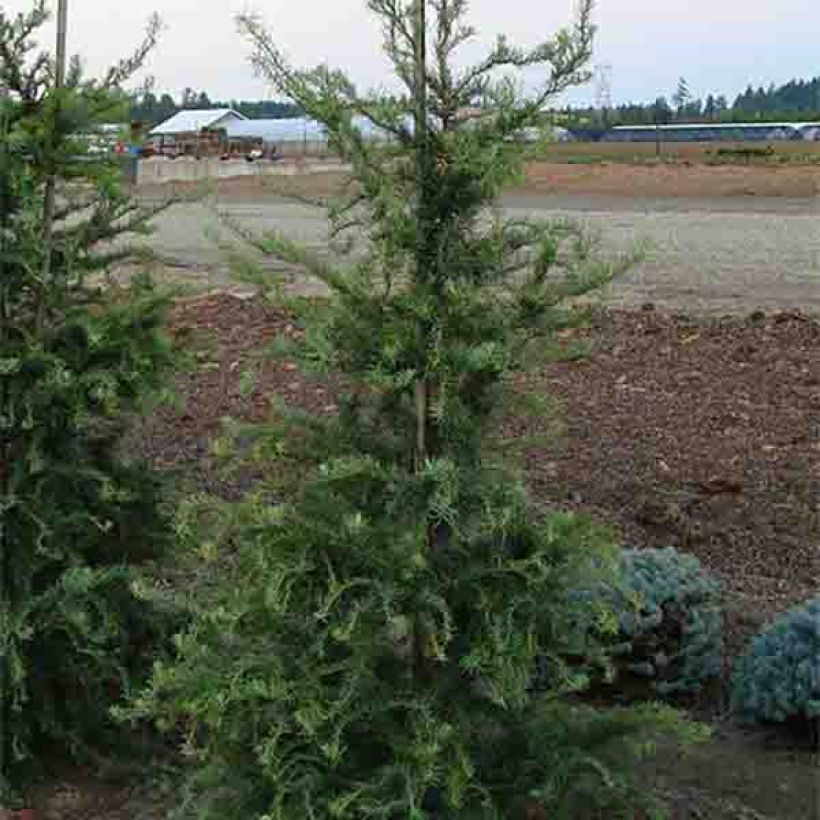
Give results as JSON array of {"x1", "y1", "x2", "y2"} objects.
[{"x1": 136, "y1": 156, "x2": 347, "y2": 185}]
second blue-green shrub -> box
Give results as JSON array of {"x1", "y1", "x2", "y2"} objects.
[
  {"x1": 731, "y1": 597, "x2": 820, "y2": 724},
  {"x1": 609, "y1": 548, "x2": 724, "y2": 696}
]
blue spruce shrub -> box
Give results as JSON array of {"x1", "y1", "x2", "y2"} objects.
[
  {"x1": 608, "y1": 548, "x2": 724, "y2": 696},
  {"x1": 732, "y1": 597, "x2": 820, "y2": 724}
]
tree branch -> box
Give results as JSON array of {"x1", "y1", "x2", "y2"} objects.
[{"x1": 99, "y1": 14, "x2": 163, "y2": 89}]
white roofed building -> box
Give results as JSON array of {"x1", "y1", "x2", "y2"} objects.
[
  {"x1": 601, "y1": 122, "x2": 820, "y2": 143},
  {"x1": 149, "y1": 109, "x2": 247, "y2": 136},
  {"x1": 147, "y1": 109, "x2": 248, "y2": 157}
]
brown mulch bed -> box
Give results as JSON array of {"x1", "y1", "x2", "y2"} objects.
[
  {"x1": 521, "y1": 306, "x2": 820, "y2": 661},
  {"x1": 128, "y1": 292, "x2": 339, "y2": 499},
  {"x1": 62, "y1": 290, "x2": 819, "y2": 820},
  {"x1": 38, "y1": 768, "x2": 171, "y2": 820},
  {"x1": 131, "y1": 292, "x2": 819, "y2": 659}
]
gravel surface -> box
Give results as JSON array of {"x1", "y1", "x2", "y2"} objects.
[{"x1": 136, "y1": 194, "x2": 820, "y2": 314}]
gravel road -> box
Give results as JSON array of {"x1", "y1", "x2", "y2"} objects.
[{"x1": 140, "y1": 193, "x2": 820, "y2": 314}]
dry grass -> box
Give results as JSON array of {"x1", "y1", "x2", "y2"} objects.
[
  {"x1": 517, "y1": 160, "x2": 820, "y2": 198},
  {"x1": 540, "y1": 139, "x2": 820, "y2": 163}
]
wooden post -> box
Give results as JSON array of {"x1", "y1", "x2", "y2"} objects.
[
  {"x1": 55, "y1": 0, "x2": 68, "y2": 88},
  {"x1": 413, "y1": 0, "x2": 429, "y2": 471},
  {"x1": 41, "y1": 0, "x2": 69, "y2": 299}
]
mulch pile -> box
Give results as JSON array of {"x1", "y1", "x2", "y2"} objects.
[{"x1": 131, "y1": 292, "x2": 819, "y2": 658}]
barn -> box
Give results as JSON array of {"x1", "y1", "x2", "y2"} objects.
[
  {"x1": 223, "y1": 115, "x2": 401, "y2": 157},
  {"x1": 148, "y1": 109, "x2": 247, "y2": 156}
]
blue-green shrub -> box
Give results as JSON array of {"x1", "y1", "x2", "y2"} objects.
[
  {"x1": 609, "y1": 548, "x2": 724, "y2": 696},
  {"x1": 732, "y1": 597, "x2": 820, "y2": 724}
]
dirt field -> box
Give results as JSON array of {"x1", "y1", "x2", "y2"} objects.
[
  {"x1": 518, "y1": 160, "x2": 820, "y2": 198},
  {"x1": 538, "y1": 140, "x2": 820, "y2": 165},
  {"x1": 138, "y1": 156, "x2": 820, "y2": 200}
]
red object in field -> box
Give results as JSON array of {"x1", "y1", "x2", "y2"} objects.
[
  {"x1": 115, "y1": 142, "x2": 126, "y2": 154},
  {"x1": 0, "y1": 811, "x2": 37, "y2": 820},
  {"x1": 19, "y1": 810, "x2": 37, "y2": 820}
]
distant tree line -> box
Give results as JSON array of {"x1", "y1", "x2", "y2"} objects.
[
  {"x1": 130, "y1": 75, "x2": 820, "y2": 130},
  {"x1": 130, "y1": 87, "x2": 301, "y2": 125},
  {"x1": 732, "y1": 77, "x2": 820, "y2": 118},
  {"x1": 559, "y1": 74, "x2": 820, "y2": 129}
]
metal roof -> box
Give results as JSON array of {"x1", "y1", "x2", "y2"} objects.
[
  {"x1": 149, "y1": 109, "x2": 247, "y2": 135},
  {"x1": 224, "y1": 115, "x2": 395, "y2": 143},
  {"x1": 611, "y1": 122, "x2": 820, "y2": 131},
  {"x1": 225, "y1": 117, "x2": 328, "y2": 143}
]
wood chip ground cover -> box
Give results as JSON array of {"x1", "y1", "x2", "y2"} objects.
[
  {"x1": 135, "y1": 293, "x2": 819, "y2": 652},
  {"x1": 56, "y1": 292, "x2": 818, "y2": 819}
]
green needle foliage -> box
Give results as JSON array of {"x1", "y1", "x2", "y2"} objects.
[
  {"x1": 134, "y1": 2, "x2": 701, "y2": 818},
  {"x1": 0, "y1": 1, "x2": 175, "y2": 799}
]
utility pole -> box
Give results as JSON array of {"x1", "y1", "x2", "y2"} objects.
[
  {"x1": 413, "y1": 0, "x2": 427, "y2": 149},
  {"x1": 41, "y1": 0, "x2": 69, "y2": 295},
  {"x1": 55, "y1": 0, "x2": 69, "y2": 88},
  {"x1": 413, "y1": 0, "x2": 429, "y2": 471}
]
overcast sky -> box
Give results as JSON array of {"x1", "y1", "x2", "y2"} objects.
[{"x1": 5, "y1": 0, "x2": 819, "y2": 105}]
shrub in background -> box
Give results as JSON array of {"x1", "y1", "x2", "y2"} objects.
[
  {"x1": 608, "y1": 548, "x2": 723, "y2": 697},
  {"x1": 731, "y1": 597, "x2": 820, "y2": 725},
  {"x1": 0, "y1": 1, "x2": 173, "y2": 798}
]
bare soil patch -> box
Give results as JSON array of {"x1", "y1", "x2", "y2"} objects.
[
  {"x1": 139, "y1": 159, "x2": 820, "y2": 202},
  {"x1": 518, "y1": 161, "x2": 820, "y2": 199}
]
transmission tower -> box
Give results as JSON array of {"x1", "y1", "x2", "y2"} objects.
[{"x1": 594, "y1": 63, "x2": 613, "y2": 125}]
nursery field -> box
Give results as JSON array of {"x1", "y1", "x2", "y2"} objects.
[
  {"x1": 538, "y1": 140, "x2": 820, "y2": 165},
  {"x1": 137, "y1": 156, "x2": 820, "y2": 200},
  {"x1": 11, "y1": 0, "x2": 820, "y2": 814},
  {"x1": 41, "y1": 293, "x2": 816, "y2": 820},
  {"x1": 46, "y1": 175, "x2": 817, "y2": 820},
  {"x1": 96, "y1": 179, "x2": 820, "y2": 818}
]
